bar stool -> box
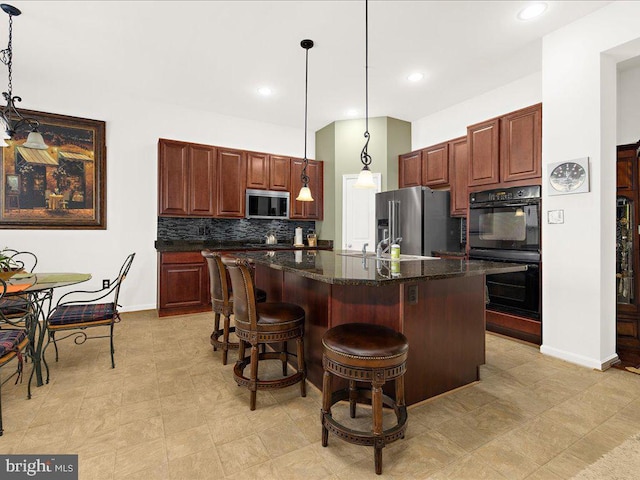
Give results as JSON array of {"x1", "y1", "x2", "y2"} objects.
[
  {"x1": 321, "y1": 323, "x2": 408, "y2": 475},
  {"x1": 201, "y1": 251, "x2": 267, "y2": 365},
  {"x1": 225, "y1": 258, "x2": 306, "y2": 410}
]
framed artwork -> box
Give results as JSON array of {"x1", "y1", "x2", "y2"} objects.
[
  {"x1": 548, "y1": 157, "x2": 590, "y2": 196},
  {"x1": 0, "y1": 109, "x2": 106, "y2": 229}
]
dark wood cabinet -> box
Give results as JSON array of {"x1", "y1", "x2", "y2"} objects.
[
  {"x1": 468, "y1": 103, "x2": 542, "y2": 188},
  {"x1": 158, "y1": 139, "x2": 216, "y2": 216},
  {"x1": 398, "y1": 151, "x2": 422, "y2": 188},
  {"x1": 290, "y1": 158, "x2": 323, "y2": 220},
  {"x1": 270, "y1": 155, "x2": 291, "y2": 191},
  {"x1": 215, "y1": 148, "x2": 247, "y2": 217},
  {"x1": 158, "y1": 251, "x2": 210, "y2": 316},
  {"x1": 467, "y1": 118, "x2": 500, "y2": 187},
  {"x1": 448, "y1": 136, "x2": 468, "y2": 217},
  {"x1": 246, "y1": 153, "x2": 291, "y2": 191},
  {"x1": 421, "y1": 142, "x2": 449, "y2": 187},
  {"x1": 617, "y1": 142, "x2": 640, "y2": 365},
  {"x1": 500, "y1": 104, "x2": 542, "y2": 182}
]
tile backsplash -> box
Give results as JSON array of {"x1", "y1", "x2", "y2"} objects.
[{"x1": 157, "y1": 217, "x2": 316, "y2": 243}]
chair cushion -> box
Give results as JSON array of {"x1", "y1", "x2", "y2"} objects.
[
  {"x1": 0, "y1": 329, "x2": 27, "y2": 357},
  {"x1": 323, "y1": 323, "x2": 408, "y2": 359},
  {"x1": 257, "y1": 302, "x2": 305, "y2": 325},
  {"x1": 0, "y1": 296, "x2": 30, "y2": 316},
  {"x1": 49, "y1": 303, "x2": 115, "y2": 326}
]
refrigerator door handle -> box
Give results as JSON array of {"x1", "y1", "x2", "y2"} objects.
[{"x1": 396, "y1": 200, "x2": 401, "y2": 243}]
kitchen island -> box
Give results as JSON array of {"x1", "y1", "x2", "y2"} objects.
[{"x1": 243, "y1": 250, "x2": 527, "y2": 406}]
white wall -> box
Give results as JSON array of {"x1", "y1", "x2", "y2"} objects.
[
  {"x1": 541, "y1": 1, "x2": 640, "y2": 369},
  {"x1": 3, "y1": 83, "x2": 311, "y2": 312},
  {"x1": 618, "y1": 64, "x2": 640, "y2": 145},
  {"x1": 411, "y1": 72, "x2": 542, "y2": 150}
]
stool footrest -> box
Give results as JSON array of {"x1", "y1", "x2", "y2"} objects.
[
  {"x1": 210, "y1": 325, "x2": 239, "y2": 350},
  {"x1": 323, "y1": 387, "x2": 408, "y2": 447},
  {"x1": 234, "y1": 352, "x2": 304, "y2": 390}
]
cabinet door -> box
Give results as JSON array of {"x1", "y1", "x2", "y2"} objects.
[
  {"x1": 158, "y1": 139, "x2": 189, "y2": 216},
  {"x1": 399, "y1": 151, "x2": 422, "y2": 188},
  {"x1": 304, "y1": 160, "x2": 323, "y2": 220},
  {"x1": 269, "y1": 155, "x2": 291, "y2": 191},
  {"x1": 290, "y1": 158, "x2": 323, "y2": 219},
  {"x1": 449, "y1": 137, "x2": 468, "y2": 217},
  {"x1": 216, "y1": 149, "x2": 247, "y2": 217},
  {"x1": 468, "y1": 118, "x2": 500, "y2": 187},
  {"x1": 422, "y1": 142, "x2": 449, "y2": 187},
  {"x1": 158, "y1": 252, "x2": 210, "y2": 312},
  {"x1": 188, "y1": 144, "x2": 216, "y2": 216},
  {"x1": 617, "y1": 144, "x2": 637, "y2": 192},
  {"x1": 246, "y1": 152, "x2": 269, "y2": 190},
  {"x1": 500, "y1": 103, "x2": 542, "y2": 182}
]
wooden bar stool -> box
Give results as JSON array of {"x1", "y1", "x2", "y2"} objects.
[
  {"x1": 201, "y1": 251, "x2": 266, "y2": 365},
  {"x1": 225, "y1": 258, "x2": 306, "y2": 410},
  {"x1": 321, "y1": 323, "x2": 408, "y2": 475}
]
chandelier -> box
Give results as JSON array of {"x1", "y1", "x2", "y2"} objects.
[{"x1": 0, "y1": 3, "x2": 47, "y2": 149}]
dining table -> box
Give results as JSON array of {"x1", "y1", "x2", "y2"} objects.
[{"x1": 5, "y1": 272, "x2": 92, "y2": 386}]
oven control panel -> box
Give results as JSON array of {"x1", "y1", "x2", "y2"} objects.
[{"x1": 470, "y1": 185, "x2": 541, "y2": 204}]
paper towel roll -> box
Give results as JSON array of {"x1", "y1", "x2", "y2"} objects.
[{"x1": 295, "y1": 227, "x2": 303, "y2": 245}]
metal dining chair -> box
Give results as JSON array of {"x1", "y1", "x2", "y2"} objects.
[
  {"x1": 43, "y1": 253, "x2": 135, "y2": 375},
  {"x1": 0, "y1": 250, "x2": 38, "y2": 322},
  {"x1": 0, "y1": 278, "x2": 35, "y2": 436}
]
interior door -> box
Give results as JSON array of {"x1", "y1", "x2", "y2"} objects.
[{"x1": 342, "y1": 173, "x2": 381, "y2": 252}]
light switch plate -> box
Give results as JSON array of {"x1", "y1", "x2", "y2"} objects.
[{"x1": 548, "y1": 209, "x2": 564, "y2": 224}]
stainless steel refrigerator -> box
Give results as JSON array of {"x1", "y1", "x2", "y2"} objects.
[{"x1": 375, "y1": 186, "x2": 461, "y2": 256}]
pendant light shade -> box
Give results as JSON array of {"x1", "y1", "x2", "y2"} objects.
[
  {"x1": 356, "y1": 0, "x2": 376, "y2": 189},
  {"x1": 23, "y1": 130, "x2": 48, "y2": 149},
  {"x1": 296, "y1": 39, "x2": 314, "y2": 202},
  {"x1": 354, "y1": 165, "x2": 376, "y2": 189}
]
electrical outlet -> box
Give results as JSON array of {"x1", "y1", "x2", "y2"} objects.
[{"x1": 102, "y1": 279, "x2": 110, "y2": 289}]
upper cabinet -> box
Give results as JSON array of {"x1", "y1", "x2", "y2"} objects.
[
  {"x1": 290, "y1": 158, "x2": 324, "y2": 220},
  {"x1": 215, "y1": 148, "x2": 247, "y2": 218},
  {"x1": 158, "y1": 139, "x2": 216, "y2": 216},
  {"x1": 468, "y1": 103, "x2": 542, "y2": 188},
  {"x1": 448, "y1": 137, "x2": 468, "y2": 217},
  {"x1": 246, "y1": 153, "x2": 291, "y2": 191},
  {"x1": 399, "y1": 151, "x2": 422, "y2": 188},
  {"x1": 422, "y1": 142, "x2": 449, "y2": 187}
]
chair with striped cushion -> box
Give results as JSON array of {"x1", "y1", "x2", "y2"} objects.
[
  {"x1": 44, "y1": 253, "x2": 135, "y2": 375},
  {"x1": 0, "y1": 279, "x2": 34, "y2": 436},
  {"x1": 0, "y1": 249, "x2": 37, "y2": 321}
]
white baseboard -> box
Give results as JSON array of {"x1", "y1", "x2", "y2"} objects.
[{"x1": 540, "y1": 344, "x2": 619, "y2": 371}]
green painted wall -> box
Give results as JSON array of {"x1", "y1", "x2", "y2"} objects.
[{"x1": 315, "y1": 117, "x2": 411, "y2": 248}]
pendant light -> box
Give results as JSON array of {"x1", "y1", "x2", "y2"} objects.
[
  {"x1": 296, "y1": 39, "x2": 314, "y2": 202},
  {"x1": 354, "y1": 0, "x2": 376, "y2": 189},
  {"x1": 0, "y1": 3, "x2": 48, "y2": 149}
]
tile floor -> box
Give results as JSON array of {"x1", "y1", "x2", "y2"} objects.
[{"x1": 1, "y1": 310, "x2": 640, "y2": 479}]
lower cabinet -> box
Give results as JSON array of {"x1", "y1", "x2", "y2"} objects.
[{"x1": 158, "y1": 252, "x2": 211, "y2": 317}]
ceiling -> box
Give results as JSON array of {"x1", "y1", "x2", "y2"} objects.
[{"x1": 12, "y1": 1, "x2": 613, "y2": 131}]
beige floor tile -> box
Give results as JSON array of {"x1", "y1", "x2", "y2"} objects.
[
  {"x1": 114, "y1": 438, "x2": 167, "y2": 477},
  {"x1": 257, "y1": 418, "x2": 311, "y2": 458},
  {"x1": 475, "y1": 436, "x2": 541, "y2": 479},
  {"x1": 167, "y1": 447, "x2": 224, "y2": 480},
  {"x1": 543, "y1": 450, "x2": 591, "y2": 479},
  {"x1": 427, "y1": 452, "x2": 509, "y2": 479},
  {"x1": 216, "y1": 433, "x2": 271, "y2": 476},
  {"x1": 116, "y1": 415, "x2": 165, "y2": 449},
  {"x1": 272, "y1": 444, "x2": 335, "y2": 480},
  {"x1": 165, "y1": 424, "x2": 214, "y2": 461},
  {"x1": 78, "y1": 451, "x2": 116, "y2": 480}
]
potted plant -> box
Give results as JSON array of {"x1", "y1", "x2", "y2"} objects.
[{"x1": 0, "y1": 249, "x2": 23, "y2": 280}]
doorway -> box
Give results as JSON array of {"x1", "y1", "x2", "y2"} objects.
[{"x1": 341, "y1": 173, "x2": 381, "y2": 252}]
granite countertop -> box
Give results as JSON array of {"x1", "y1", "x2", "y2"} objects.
[
  {"x1": 155, "y1": 239, "x2": 333, "y2": 252},
  {"x1": 238, "y1": 250, "x2": 527, "y2": 286}
]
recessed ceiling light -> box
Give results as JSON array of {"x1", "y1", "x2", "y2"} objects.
[
  {"x1": 407, "y1": 72, "x2": 424, "y2": 82},
  {"x1": 345, "y1": 109, "x2": 359, "y2": 117},
  {"x1": 517, "y1": 2, "x2": 547, "y2": 21},
  {"x1": 257, "y1": 86, "x2": 273, "y2": 96}
]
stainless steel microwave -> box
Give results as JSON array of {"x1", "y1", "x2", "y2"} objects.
[{"x1": 245, "y1": 189, "x2": 290, "y2": 219}]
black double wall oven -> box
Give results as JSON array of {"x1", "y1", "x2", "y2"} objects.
[{"x1": 468, "y1": 185, "x2": 541, "y2": 321}]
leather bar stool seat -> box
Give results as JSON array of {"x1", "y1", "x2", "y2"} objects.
[
  {"x1": 225, "y1": 258, "x2": 306, "y2": 410},
  {"x1": 321, "y1": 322, "x2": 408, "y2": 475},
  {"x1": 202, "y1": 251, "x2": 266, "y2": 365}
]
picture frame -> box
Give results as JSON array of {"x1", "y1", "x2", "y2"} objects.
[{"x1": 0, "y1": 109, "x2": 106, "y2": 229}]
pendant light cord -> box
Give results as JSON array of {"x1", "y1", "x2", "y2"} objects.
[
  {"x1": 360, "y1": 0, "x2": 372, "y2": 168},
  {"x1": 304, "y1": 45, "x2": 309, "y2": 161}
]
